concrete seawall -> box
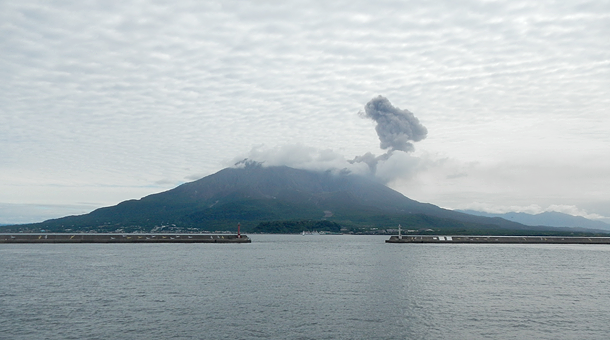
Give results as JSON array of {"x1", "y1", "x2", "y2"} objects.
[
  {"x1": 0, "y1": 233, "x2": 251, "y2": 243},
  {"x1": 386, "y1": 235, "x2": 610, "y2": 244}
]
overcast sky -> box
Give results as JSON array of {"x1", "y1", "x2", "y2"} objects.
[{"x1": 1, "y1": 0, "x2": 609, "y2": 225}]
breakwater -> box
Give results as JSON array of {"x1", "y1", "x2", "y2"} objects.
[
  {"x1": 386, "y1": 235, "x2": 610, "y2": 244},
  {"x1": 0, "y1": 233, "x2": 251, "y2": 243}
]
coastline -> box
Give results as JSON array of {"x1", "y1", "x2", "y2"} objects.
[
  {"x1": 386, "y1": 235, "x2": 610, "y2": 244},
  {"x1": 0, "y1": 233, "x2": 251, "y2": 243}
]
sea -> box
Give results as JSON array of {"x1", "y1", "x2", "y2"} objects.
[{"x1": 2, "y1": 234, "x2": 610, "y2": 340}]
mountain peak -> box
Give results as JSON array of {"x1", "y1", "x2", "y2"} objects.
[{"x1": 3, "y1": 165, "x2": 568, "y2": 234}]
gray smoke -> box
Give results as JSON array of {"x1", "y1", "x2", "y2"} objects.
[
  {"x1": 347, "y1": 151, "x2": 392, "y2": 174},
  {"x1": 233, "y1": 96, "x2": 428, "y2": 182},
  {"x1": 361, "y1": 95, "x2": 427, "y2": 152},
  {"x1": 349, "y1": 96, "x2": 427, "y2": 178}
]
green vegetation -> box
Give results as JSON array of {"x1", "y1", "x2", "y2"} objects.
[
  {"x1": 252, "y1": 220, "x2": 342, "y2": 234},
  {"x1": 3, "y1": 207, "x2": 609, "y2": 236},
  {"x1": 3, "y1": 165, "x2": 608, "y2": 236}
]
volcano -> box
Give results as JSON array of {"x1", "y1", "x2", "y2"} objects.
[{"x1": 13, "y1": 163, "x2": 559, "y2": 234}]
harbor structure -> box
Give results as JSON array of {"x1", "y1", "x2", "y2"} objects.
[
  {"x1": 0, "y1": 233, "x2": 251, "y2": 243},
  {"x1": 386, "y1": 235, "x2": 610, "y2": 244}
]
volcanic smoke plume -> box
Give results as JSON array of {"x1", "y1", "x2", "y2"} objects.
[
  {"x1": 235, "y1": 95, "x2": 428, "y2": 181},
  {"x1": 361, "y1": 95, "x2": 428, "y2": 152},
  {"x1": 350, "y1": 96, "x2": 428, "y2": 175}
]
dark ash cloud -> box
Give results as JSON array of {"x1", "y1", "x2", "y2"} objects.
[
  {"x1": 349, "y1": 96, "x2": 428, "y2": 177},
  {"x1": 347, "y1": 151, "x2": 391, "y2": 175},
  {"x1": 361, "y1": 95, "x2": 427, "y2": 153}
]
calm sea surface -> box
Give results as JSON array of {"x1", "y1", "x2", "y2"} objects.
[{"x1": 2, "y1": 235, "x2": 610, "y2": 339}]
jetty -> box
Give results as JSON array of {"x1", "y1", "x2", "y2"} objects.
[
  {"x1": 386, "y1": 235, "x2": 610, "y2": 244},
  {"x1": 0, "y1": 233, "x2": 251, "y2": 244}
]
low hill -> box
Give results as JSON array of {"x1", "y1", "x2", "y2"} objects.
[
  {"x1": 459, "y1": 210, "x2": 610, "y2": 231},
  {"x1": 3, "y1": 163, "x2": 605, "y2": 235}
]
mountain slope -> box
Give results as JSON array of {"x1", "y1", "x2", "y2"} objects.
[
  {"x1": 459, "y1": 210, "x2": 610, "y2": 231},
  {"x1": 4, "y1": 164, "x2": 598, "y2": 234}
]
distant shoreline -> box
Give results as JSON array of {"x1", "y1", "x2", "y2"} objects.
[
  {"x1": 387, "y1": 235, "x2": 610, "y2": 244},
  {"x1": 0, "y1": 233, "x2": 251, "y2": 243}
]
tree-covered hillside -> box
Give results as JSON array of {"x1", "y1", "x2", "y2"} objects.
[{"x1": 3, "y1": 164, "x2": 605, "y2": 236}]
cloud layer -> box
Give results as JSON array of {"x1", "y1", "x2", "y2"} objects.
[{"x1": 1, "y1": 0, "x2": 609, "y2": 223}]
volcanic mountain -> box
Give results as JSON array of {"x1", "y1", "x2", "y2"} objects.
[{"x1": 10, "y1": 163, "x2": 583, "y2": 234}]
